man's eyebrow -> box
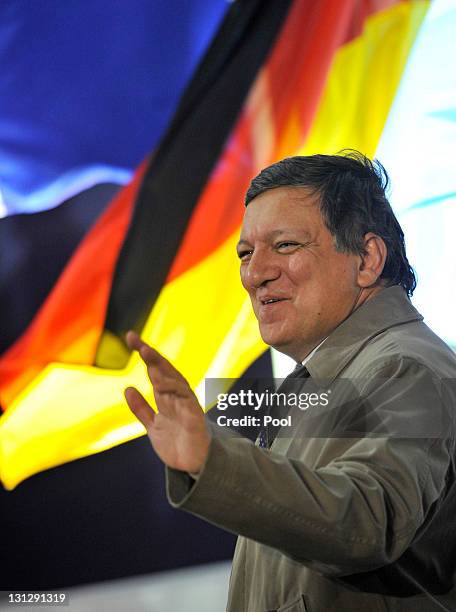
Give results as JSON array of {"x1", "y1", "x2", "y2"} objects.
[
  {"x1": 236, "y1": 239, "x2": 250, "y2": 250},
  {"x1": 268, "y1": 229, "x2": 311, "y2": 240},
  {"x1": 237, "y1": 229, "x2": 312, "y2": 248}
]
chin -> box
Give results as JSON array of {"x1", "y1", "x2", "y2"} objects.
[
  {"x1": 260, "y1": 331, "x2": 293, "y2": 354},
  {"x1": 260, "y1": 327, "x2": 309, "y2": 361}
]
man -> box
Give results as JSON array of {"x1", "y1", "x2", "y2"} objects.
[{"x1": 125, "y1": 152, "x2": 456, "y2": 611}]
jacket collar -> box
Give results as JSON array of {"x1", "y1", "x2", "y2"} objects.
[{"x1": 305, "y1": 286, "x2": 423, "y2": 384}]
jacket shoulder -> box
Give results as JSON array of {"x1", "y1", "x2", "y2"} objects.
[{"x1": 346, "y1": 319, "x2": 456, "y2": 379}]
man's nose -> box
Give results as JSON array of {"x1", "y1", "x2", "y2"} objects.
[{"x1": 243, "y1": 251, "x2": 281, "y2": 289}]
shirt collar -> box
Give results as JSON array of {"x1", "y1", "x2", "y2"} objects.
[{"x1": 301, "y1": 336, "x2": 327, "y2": 366}]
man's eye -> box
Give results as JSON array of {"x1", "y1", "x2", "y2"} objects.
[
  {"x1": 237, "y1": 249, "x2": 252, "y2": 260},
  {"x1": 277, "y1": 242, "x2": 298, "y2": 250}
]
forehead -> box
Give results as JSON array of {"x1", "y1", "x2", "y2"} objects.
[{"x1": 240, "y1": 186, "x2": 323, "y2": 239}]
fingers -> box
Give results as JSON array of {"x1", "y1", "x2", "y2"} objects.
[
  {"x1": 126, "y1": 330, "x2": 156, "y2": 363},
  {"x1": 126, "y1": 331, "x2": 160, "y2": 367},
  {"x1": 124, "y1": 386, "x2": 155, "y2": 429},
  {"x1": 126, "y1": 330, "x2": 195, "y2": 399},
  {"x1": 126, "y1": 330, "x2": 183, "y2": 380},
  {"x1": 125, "y1": 330, "x2": 145, "y2": 352},
  {"x1": 126, "y1": 330, "x2": 160, "y2": 362}
]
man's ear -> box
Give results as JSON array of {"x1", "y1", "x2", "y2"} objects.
[{"x1": 357, "y1": 232, "x2": 387, "y2": 288}]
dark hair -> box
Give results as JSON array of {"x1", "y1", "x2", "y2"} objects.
[{"x1": 245, "y1": 150, "x2": 416, "y2": 296}]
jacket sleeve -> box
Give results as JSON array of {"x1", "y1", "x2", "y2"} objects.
[{"x1": 166, "y1": 357, "x2": 454, "y2": 576}]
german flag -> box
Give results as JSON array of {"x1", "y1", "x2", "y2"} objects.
[{"x1": 0, "y1": 0, "x2": 429, "y2": 490}]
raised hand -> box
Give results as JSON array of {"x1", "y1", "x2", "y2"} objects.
[{"x1": 124, "y1": 331, "x2": 211, "y2": 473}]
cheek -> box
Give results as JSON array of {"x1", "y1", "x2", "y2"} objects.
[
  {"x1": 330, "y1": 259, "x2": 359, "y2": 289},
  {"x1": 287, "y1": 257, "x2": 313, "y2": 284}
]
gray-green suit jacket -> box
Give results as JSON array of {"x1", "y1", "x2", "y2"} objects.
[{"x1": 167, "y1": 286, "x2": 456, "y2": 611}]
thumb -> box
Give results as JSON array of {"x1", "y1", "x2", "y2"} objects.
[{"x1": 124, "y1": 386, "x2": 155, "y2": 429}]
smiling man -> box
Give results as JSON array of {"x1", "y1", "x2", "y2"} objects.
[
  {"x1": 125, "y1": 152, "x2": 456, "y2": 611},
  {"x1": 237, "y1": 185, "x2": 386, "y2": 360}
]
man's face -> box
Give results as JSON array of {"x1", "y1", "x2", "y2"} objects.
[{"x1": 237, "y1": 186, "x2": 362, "y2": 361}]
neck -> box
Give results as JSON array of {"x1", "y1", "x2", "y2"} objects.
[{"x1": 354, "y1": 284, "x2": 385, "y2": 311}]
